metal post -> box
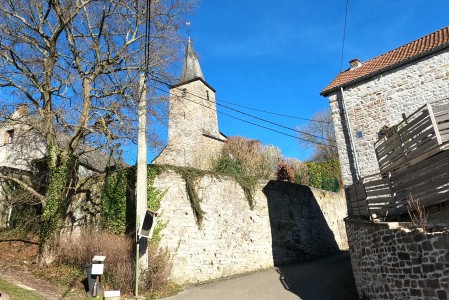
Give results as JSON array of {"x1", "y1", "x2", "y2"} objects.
[
  {"x1": 135, "y1": 217, "x2": 140, "y2": 299},
  {"x1": 340, "y1": 87, "x2": 362, "y2": 180}
]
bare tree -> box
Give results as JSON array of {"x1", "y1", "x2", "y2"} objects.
[
  {"x1": 298, "y1": 108, "x2": 338, "y2": 162},
  {"x1": 0, "y1": 0, "x2": 194, "y2": 264}
]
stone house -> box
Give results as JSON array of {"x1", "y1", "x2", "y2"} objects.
[
  {"x1": 0, "y1": 105, "x2": 123, "y2": 227},
  {"x1": 321, "y1": 26, "x2": 449, "y2": 185},
  {"x1": 0, "y1": 104, "x2": 47, "y2": 172},
  {"x1": 154, "y1": 39, "x2": 226, "y2": 169}
]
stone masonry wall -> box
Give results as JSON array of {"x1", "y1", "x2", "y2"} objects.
[
  {"x1": 346, "y1": 219, "x2": 449, "y2": 300},
  {"x1": 329, "y1": 48, "x2": 449, "y2": 185},
  {"x1": 155, "y1": 79, "x2": 224, "y2": 169},
  {"x1": 153, "y1": 170, "x2": 348, "y2": 284}
]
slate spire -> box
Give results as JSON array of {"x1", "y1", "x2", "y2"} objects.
[{"x1": 179, "y1": 37, "x2": 204, "y2": 83}]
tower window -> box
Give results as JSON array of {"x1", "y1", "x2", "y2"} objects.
[
  {"x1": 182, "y1": 88, "x2": 187, "y2": 98},
  {"x1": 206, "y1": 90, "x2": 209, "y2": 101}
]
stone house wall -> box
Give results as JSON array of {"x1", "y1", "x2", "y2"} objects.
[
  {"x1": 155, "y1": 79, "x2": 225, "y2": 169},
  {"x1": 328, "y1": 48, "x2": 449, "y2": 185},
  {"x1": 346, "y1": 219, "x2": 449, "y2": 300},
  {"x1": 154, "y1": 170, "x2": 348, "y2": 284},
  {"x1": 0, "y1": 125, "x2": 46, "y2": 171}
]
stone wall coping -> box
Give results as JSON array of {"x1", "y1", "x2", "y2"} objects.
[
  {"x1": 346, "y1": 217, "x2": 449, "y2": 236},
  {"x1": 344, "y1": 217, "x2": 410, "y2": 229}
]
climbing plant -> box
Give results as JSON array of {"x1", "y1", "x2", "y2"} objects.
[
  {"x1": 146, "y1": 165, "x2": 168, "y2": 243},
  {"x1": 100, "y1": 169, "x2": 128, "y2": 234},
  {"x1": 147, "y1": 165, "x2": 166, "y2": 211},
  {"x1": 38, "y1": 150, "x2": 74, "y2": 260},
  {"x1": 165, "y1": 166, "x2": 207, "y2": 227}
]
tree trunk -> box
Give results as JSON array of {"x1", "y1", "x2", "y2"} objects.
[{"x1": 38, "y1": 151, "x2": 74, "y2": 266}]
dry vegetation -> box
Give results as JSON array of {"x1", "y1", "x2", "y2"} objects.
[
  {"x1": 407, "y1": 195, "x2": 429, "y2": 233},
  {"x1": 56, "y1": 228, "x2": 174, "y2": 296},
  {"x1": 218, "y1": 136, "x2": 281, "y2": 178},
  {"x1": 214, "y1": 136, "x2": 342, "y2": 192}
]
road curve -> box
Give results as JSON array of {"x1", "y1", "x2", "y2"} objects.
[{"x1": 162, "y1": 251, "x2": 359, "y2": 300}]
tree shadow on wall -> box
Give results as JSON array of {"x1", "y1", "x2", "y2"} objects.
[{"x1": 263, "y1": 180, "x2": 358, "y2": 300}]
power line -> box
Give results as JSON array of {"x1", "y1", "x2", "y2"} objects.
[
  {"x1": 339, "y1": 0, "x2": 349, "y2": 72},
  {"x1": 144, "y1": 0, "x2": 151, "y2": 73},
  {"x1": 152, "y1": 75, "x2": 336, "y2": 143},
  {"x1": 152, "y1": 71, "x2": 331, "y2": 124},
  {"x1": 216, "y1": 99, "x2": 331, "y2": 123},
  {"x1": 151, "y1": 79, "x2": 334, "y2": 147},
  {"x1": 152, "y1": 84, "x2": 315, "y2": 144}
]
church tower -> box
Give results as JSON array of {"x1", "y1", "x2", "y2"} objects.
[{"x1": 154, "y1": 39, "x2": 226, "y2": 169}]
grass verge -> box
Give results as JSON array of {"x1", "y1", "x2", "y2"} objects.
[{"x1": 0, "y1": 279, "x2": 45, "y2": 300}]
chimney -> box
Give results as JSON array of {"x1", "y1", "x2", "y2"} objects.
[
  {"x1": 17, "y1": 104, "x2": 29, "y2": 116},
  {"x1": 11, "y1": 104, "x2": 29, "y2": 119},
  {"x1": 349, "y1": 58, "x2": 363, "y2": 70}
]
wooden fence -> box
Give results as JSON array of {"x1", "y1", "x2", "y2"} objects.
[
  {"x1": 346, "y1": 150, "x2": 449, "y2": 220},
  {"x1": 375, "y1": 103, "x2": 449, "y2": 174},
  {"x1": 347, "y1": 102, "x2": 449, "y2": 220}
]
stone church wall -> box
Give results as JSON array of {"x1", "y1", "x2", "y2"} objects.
[
  {"x1": 328, "y1": 48, "x2": 449, "y2": 185},
  {"x1": 154, "y1": 170, "x2": 348, "y2": 284},
  {"x1": 346, "y1": 219, "x2": 449, "y2": 300}
]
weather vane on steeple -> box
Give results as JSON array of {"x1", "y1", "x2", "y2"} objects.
[{"x1": 186, "y1": 20, "x2": 191, "y2": 37}]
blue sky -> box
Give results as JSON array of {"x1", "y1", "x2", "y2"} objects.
[{"x1": 151, "y1": 0, "x2": 448, "y2": 162}]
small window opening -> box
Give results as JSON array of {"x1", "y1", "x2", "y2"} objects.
[
  {"x1": 182, "y1": 88, "x2": 187, "y2": 98},
  {"x1": 5, "y1": 129, "x2": 14, "y2": 143}
]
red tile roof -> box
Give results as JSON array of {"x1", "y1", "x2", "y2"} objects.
[{"x1": 321, "y1": 26, "x2": 449, "y2": 96}]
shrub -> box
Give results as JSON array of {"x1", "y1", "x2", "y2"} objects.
[
  {"x1": 214, "y1": 156, "x2": 241, "y2": 175},
  {"x1": 305, "y1": 158, "x2": 342, "y2": 192},
  {"x1": 274, "y1": 158, "x2": 342, "y2": 192},
  {"x1": 219, "y1": 136, "x2": 280, "y2": 178},
  {"x1": 283, "y1": 158, "x2": 309, "y2": 185},
  {"x1": 57, "y1": 228, "x2": 172, "y2": 294},
  {"x1": 276, "y1": 160, "x2": 295, "y2": 182}
]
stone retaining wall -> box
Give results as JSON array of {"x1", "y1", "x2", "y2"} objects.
[
  {"x1": 154, "y1": 170, "x2": 348, "y2": 284},
  {"x1": 346, "y1": 219, "x2": 449, "y2": 300}
]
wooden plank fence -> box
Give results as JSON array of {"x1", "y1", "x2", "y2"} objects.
[
  {"x1": 347, "y1": 150, "x2": 449, "y2": 220},
  {"x1": 434, "y1": 103, "x2": 449, "y2": 143},
  {"x1": 347, "y1": 102, "x2": 449, "y2": 220},
  {"x1": 374, "y1": 103, "x2": 448, "y2": 174}
]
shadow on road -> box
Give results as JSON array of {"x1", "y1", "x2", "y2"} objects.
[{"x1": 276, "y1": 252, "x2": 359, "y2": 300}]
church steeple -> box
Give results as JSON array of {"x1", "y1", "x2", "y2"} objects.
[
  {"x1": 154, "y1": 36, "x2": 224, "y2": 169},
  {"x1": 179, "y1": 38, "x2": 204, "y2": 83}
]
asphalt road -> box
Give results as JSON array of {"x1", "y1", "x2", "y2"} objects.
[{"x1": 162, "y1": 251, "x2": 359, "y2": 300}]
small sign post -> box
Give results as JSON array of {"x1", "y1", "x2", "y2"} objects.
[{"x1": 91, "y1": 255, "x2": 106, "y2": 297}]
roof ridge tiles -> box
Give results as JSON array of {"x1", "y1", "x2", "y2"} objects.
[{"x1": 321, "y1": 26, "x2": 449, "y2": 96}]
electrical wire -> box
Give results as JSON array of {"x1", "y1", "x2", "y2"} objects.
[
  {"x1": 339, "y1": 0, "x2": 349, "y2": 72},
  {"x1": 152, "y1": 75, "x2": 336, "y2": 143},
  {"x1": 144, "y1": 0, "x2": 151, "y2": 73},
  {"x1": 151, "y1": 81, "x2": 334, "y2": 147},
  {"x1": 216, "y1": 99, "x2": 331, "y2": 123},
  {"x1": 152, "y1": 71, "x2": 331, "y2": 124}
]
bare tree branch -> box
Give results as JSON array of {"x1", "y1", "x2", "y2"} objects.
[{"x1": 0, "y1": 175, "x2": 45, "y2": 204}]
